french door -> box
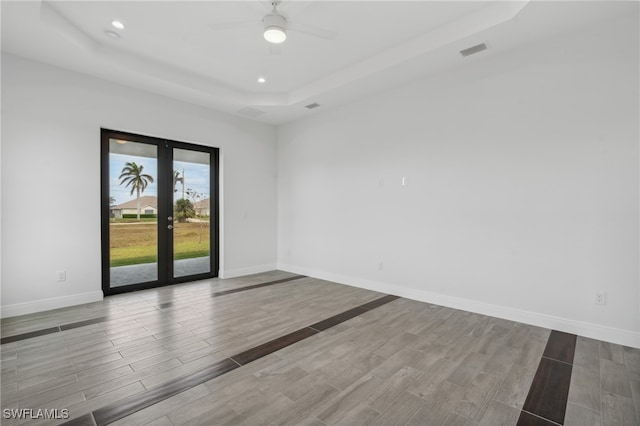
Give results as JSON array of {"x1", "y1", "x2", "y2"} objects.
[{"x1": 101, "y1": 129, "x2": 219, "y2": 295}]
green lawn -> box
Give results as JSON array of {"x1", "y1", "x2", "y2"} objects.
[
  {"x1": 110, "y1": 221, "x2": 210, "y2": 267},
  {"x1": 110, "y1": 217, "x2": 157, "y2": 223}
]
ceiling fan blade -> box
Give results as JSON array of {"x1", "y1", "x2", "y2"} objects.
[
  {"x1": 209, "y1": 21, "x2": 258, "y2": 32},
  {"x1": 243, "y1": 1, "x2": 272, "y2": 14},
  {"x1": 258, "y1": 1, "x2": 275, "y2": 13},
  {"x1": 288, "y1": 22, "x2": 337, "y2": 40},
  {"x1": 278, "y1": 1, "x2": 313, "y2": 17}
]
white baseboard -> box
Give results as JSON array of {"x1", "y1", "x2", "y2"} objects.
[
  {"x1": 220, "y1": 263, "x2": 277, "y2": 279},
  {"x1": 1, "y1": 291, "x2": 104, "y2": 319},
  {"x1": 278, "y1": 263, "x2": 640, "y2": 349}
]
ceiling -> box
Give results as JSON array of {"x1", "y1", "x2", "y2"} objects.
[{"x1": 1, "y1": 1, "x2": 635, "y2": 124}]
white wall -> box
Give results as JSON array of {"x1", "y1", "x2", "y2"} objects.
[
  {"x1": 1, "y1": 54, "x2": 278, "y2": 316},
  {"x1": 277, "y1": 14, "x2": 640, "y2": 347}
]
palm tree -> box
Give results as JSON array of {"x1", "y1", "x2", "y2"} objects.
[
  {"x1": 119, "y1": 162, "x2": 154, "y2": 221},
  {"x1": 174, "y1": 198, "x2": 195, "y2": 223},
  {"x1": 173, "y1": 170, "x2": 184, "y2": 194}
]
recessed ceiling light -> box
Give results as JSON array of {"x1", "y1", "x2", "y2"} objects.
[
  {"x1": 257, "y1": 77, "x2": 266, "y2": 84},
  {"x1": 111, "y1": 20, "x2": 125, "y2": 30},
  {"x1": 104, "y1": 30, "x2": 120, "y2": 39}
]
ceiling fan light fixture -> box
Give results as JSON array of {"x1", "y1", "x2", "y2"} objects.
[
  {"x1": 263, "y1": 14, "x2": 287, "y2": 44},
  {"x1": 111, "y1": 20, "x2": 125, "y2": 30},
  {"x1": 264, "y1": 27, "x2": 286, "y2": 43}
]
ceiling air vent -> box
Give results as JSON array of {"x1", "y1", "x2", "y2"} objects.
[
  {"x1": 237, "y1": 107, "x2": 266, "y2": 118},
  {"x1": 305, "y1": 103, "x2": 320, "y2": 109},
  {"x1": 460, "y1": 43, "x2": 488, "y2": 57}
]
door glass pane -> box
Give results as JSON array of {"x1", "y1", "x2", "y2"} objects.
[
  {"x1": 109, "y1": 139, "x2": 158, "y2": 287},
  {"x1": 173, "y1": 149, "x2": 211, "y2": 278}
]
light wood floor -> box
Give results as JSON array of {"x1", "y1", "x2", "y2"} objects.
[{"x1": 1, "y1": 271, "x2": 639, "y2": 425}]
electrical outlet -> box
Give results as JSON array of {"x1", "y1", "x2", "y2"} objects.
[
  {"x1": 56, "y1": 270, "x2": 66, "y2": 282},
  {"x1": 378, "y1": 261, "x2": 384, "y2": 271},
  {"x1": 594, "y1": 291, "x2": 607, "y2": 305}
]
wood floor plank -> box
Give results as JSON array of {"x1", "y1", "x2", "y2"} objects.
[
  {"x1": 599, "y1": 341, "x2": 625, "y2": 364},
  {"x1": 84, "y1": 360, "x2": 180, "y2": 400},
  {"x1": 167, "y1": 375, "x2": 262, "y2": 424},
  {"x1": 522, "y1": 357, "x2": 572, "y2": 425},
  {"x1": 478, "y1": 400, "x2": 521, "y2": 426},
  {"x1": 543, "y1": 330, "x2": 577, "y2": 364},
  {"x1": 335, "y1": 402, "x2": 380, "y2": 426},
  {"x1": 60, "y1": 317, "x2": 110, "y2": 331},
  {"x1": 62, "y1": 382, "x2": 147, "y2": 426},
  {"x1": 316, "y1": 356, "x2": 377, "y2": 391},
  {"x1": 623, "y1": 346, "x2": 640, "y2": 374},
  {"x1": 406, "y1": 357, "x2": 459, "y2": 399},
  {"x1": 180, "y1": 403, "x2": 238, "y2": 426},
  {"x1": 601, "y1": 391, "x2": 639, "y2": 425},
  {"x1": 231, "y1": 327, "x2": 318, "y2": 365},
  {"x1": 210, "y1": 275, "x2": 306, "y2": 297},
  {"x1": 567, "y1": 364, "x2": 601, "y2": 412},
  {"x1": 504, "y1": 325, "x2": 531, "y2": 350},
  {"x1": 368, "y1": 391, "x2": 425, "y2": 426},
  {"x1": 140, "y1": 352, "x2": 229, "y2": 390},
  {"x1": 447, "y1": 352, "x2": 490, "y2": 387},
  {"x1": 406, "y1": 380, "x2": 466, "y2": 426},
  {"x1": 309, "y1": 307, "x2": 368, "y2": 332},
  {"x1": 0, "y1": 327, "x2": 61, "y2": 345},
  {"x1": 61, "y1": 413, "x2": 96, "y2": 426},
  {"x1": 455, "y1": 372, "x2": 503, "y2": 421},
  {"x1": 0, "y1": 274, "x2": 306, "y2": 346},
  {"x1": 629, "y1": 373, "x2": 640, "y2": 425},
  {"x1": 359, "y1": 295, "x2": 399, "y2": 310},
  {"x1": 315, "y1": 374, "x2": 382, "y2": 424},
  {"x1": 366, "y1": 365, "x2": 421, "y2": 412},
  {"x1": 253, "y1": 359, "x2": 309, "y2": 395},
  {"x1": 163, "y1": 387, "x2": 232, "y2": 426},
  {"x1": 3, "y1": 271, "x2": 635, "y2": 426},
  {"x1": 494, "y1": 363, "x2": 536, "y2": 410},
  {"x1": 573, "y1": 336, "x2": 600, "y2": 371},
  {"x1": 600, "y1": 358, "x2": 633, "y2": 398},
  {"x1": 3, "y1": 373, "x2": 79, "y2": 407},
  {"x1": 517, "y1": 410, "x2": 558, "y2": 426},
  {"x1": 92, "y1": 358, "x2": 238, "y2": 425},
  {"x1": 20, "y1": 367, "x2": 132, "y2": 409},
  {"x1": 227, "y1": 391, "x2": 295, "y2": 425},
  {"x1": 514, "y1": 339, "x2": 547, "y2": 372},
  {"x1": 564, "y1": 402, "x2": 601, "y2": 426},
  {"x1": 143, "y1": 416, "x2": 172, "y2": 426},
  {"x1": 274, "y1": 383, "x2": 340, "y2": 425},
  {"x1": 482, "y1": 345, "x2": 521, "y2": 379}
]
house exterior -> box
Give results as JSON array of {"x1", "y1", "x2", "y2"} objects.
[
  {"x1": 110, "y1": 195, "x2": 158, "y2": 218},
  {"x1": 110, "y1": 196, "x2": 208, "y2": 218},
  {"x1": 194, "y1": 198, "x2": 210, "y2": 217}
]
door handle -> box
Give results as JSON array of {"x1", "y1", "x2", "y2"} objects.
[
  {"x1": 168, "y1": 225, "x2": 174, "y2": 230},
  {"x1": 168, "y1": 216, "x2": 173, "y2": 221}
]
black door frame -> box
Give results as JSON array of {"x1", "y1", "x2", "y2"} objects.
[{"x1": 101, "y1": 128, "x2": 219, "y2": 296}]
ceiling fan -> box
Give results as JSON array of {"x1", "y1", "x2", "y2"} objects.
[{"x1": 209, "y1": 1, "x2": 337, "y2": 48}]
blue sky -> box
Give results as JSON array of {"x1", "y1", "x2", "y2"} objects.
[{"x1": 110, "y1": 154, "x2": 210, "y2": 205}]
